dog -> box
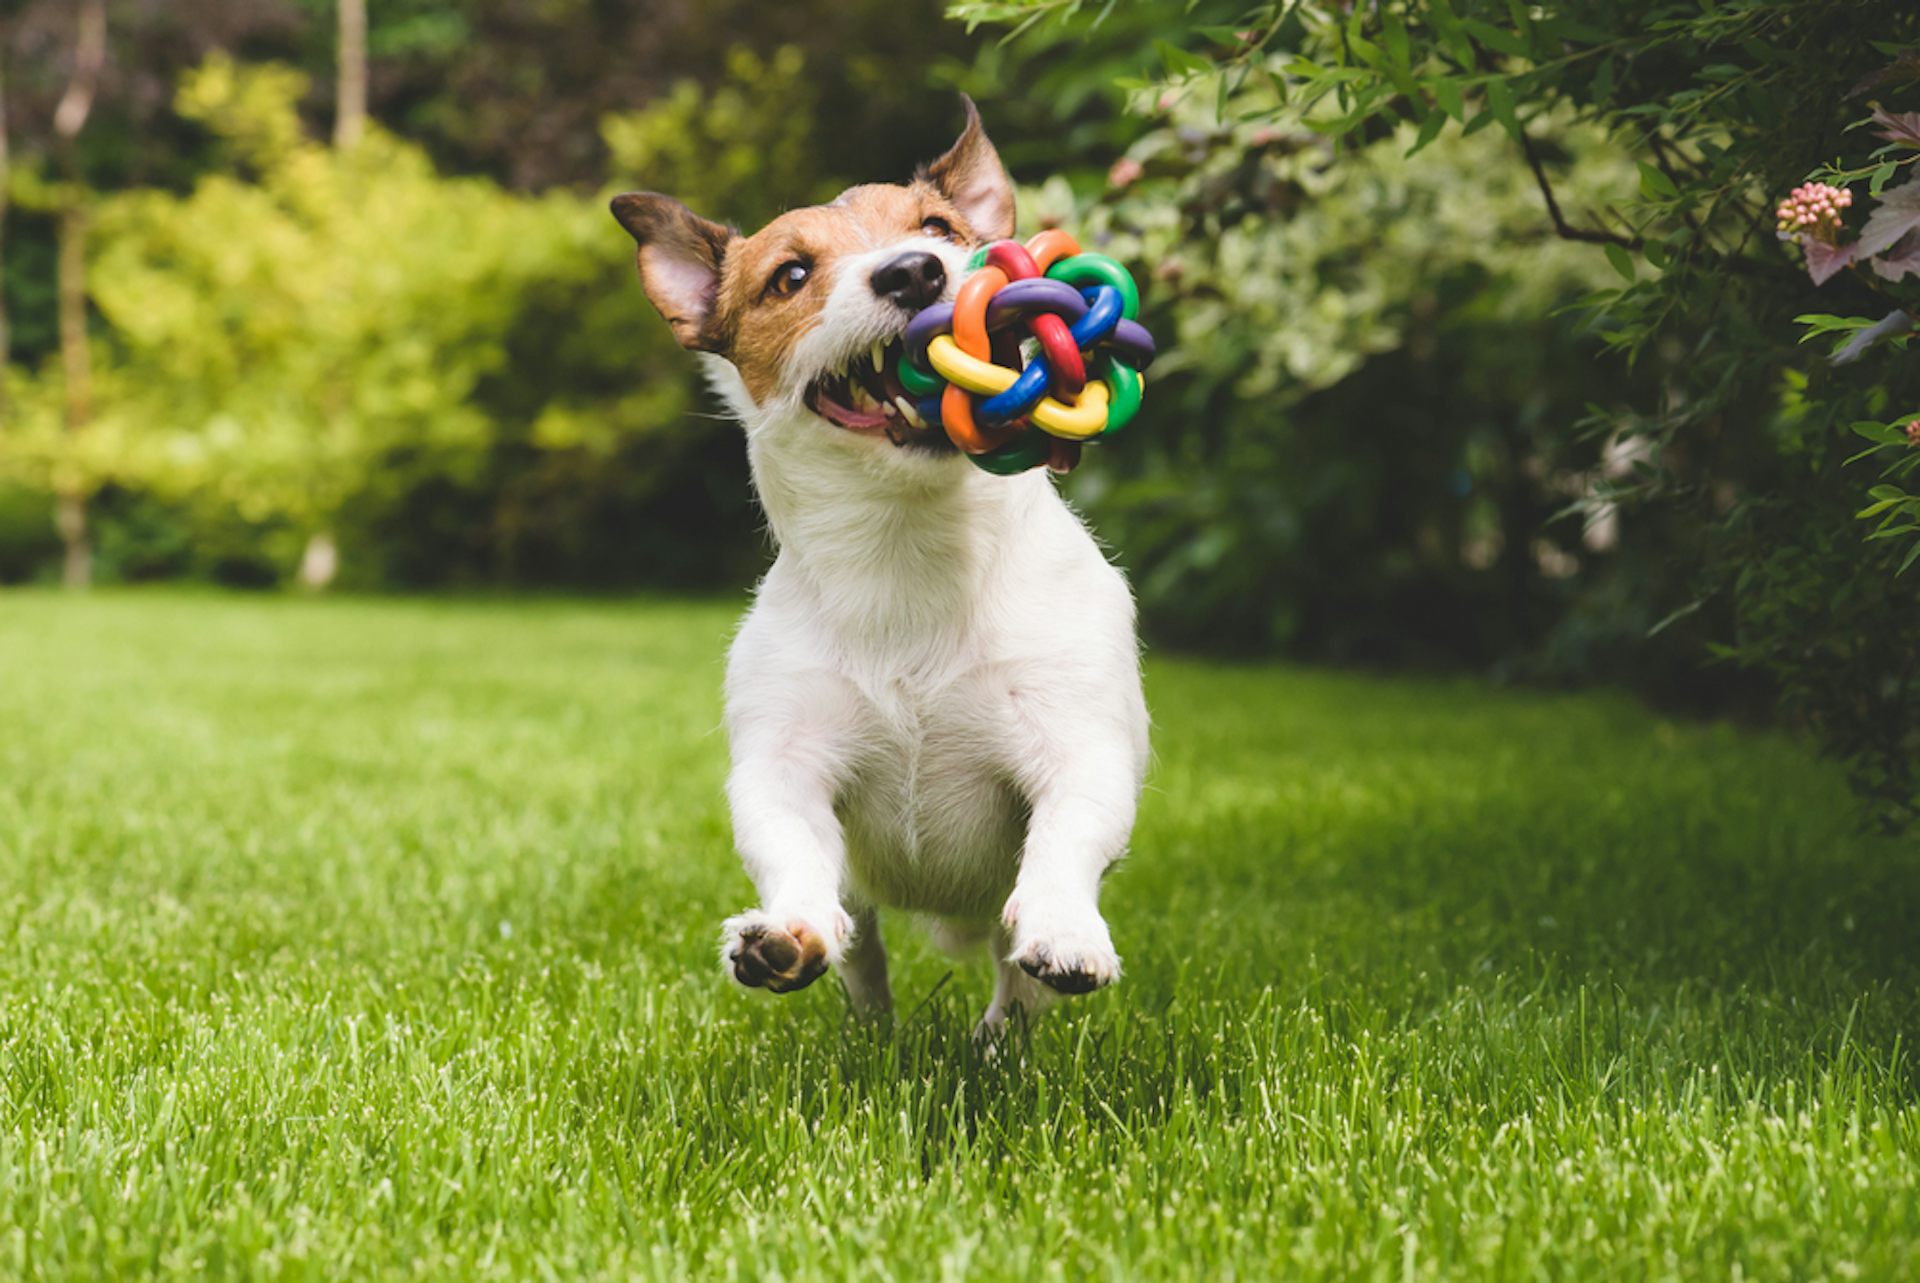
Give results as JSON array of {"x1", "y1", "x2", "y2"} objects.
[{"x1": 611, "y1": 96, "x2": 1148, "y2": 1030}]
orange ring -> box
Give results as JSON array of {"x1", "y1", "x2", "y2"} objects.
[
  {"x1": 1026, "y1": 229, "x2": 1081, "y2": 273},
  {"x1": 953, "y1": 265, "x2": 1005, "y2": 361},
  {"x1": 941, "y1": 383, "x2": 1021, "y2": 454},
  {"x1": 943, "y1": 265, "x2": 1009, "y2": 454}
]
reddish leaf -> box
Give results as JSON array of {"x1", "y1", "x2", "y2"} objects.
[
  {"x1": 1855, "y1": 177, "x2": 1920, "y2": 260},
  {"x1": 1804, "y1": 238, "x2": 1857, "y2": 286},
  {"x1": 1870, "y1": 104, "x2": 1920, "y2": 150},
  {"x1": 1849, "y1": 58, "x2": 1920, "y2": 99},
  {"x1": 1872, "y1": 229, "x2": 1920, "y2": 283}
]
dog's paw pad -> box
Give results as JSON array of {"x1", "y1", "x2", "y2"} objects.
[
  {"x1": 1013, "y1": 938, "x2": 1119, "y2": 996},
  {"x1": 725, "y1": 917, "x2": 830, "y2": 994}
]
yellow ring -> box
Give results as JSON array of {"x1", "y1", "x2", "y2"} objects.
[
  {"x1": 1030, "y1": 381, "x2": 1110, "y2": 440},
  {"x1": 926, "y1": 335, "x2": 1114, "y2": 440},
  {"x1": 926, "y1": 335, "x2": 1016, "y2": 396}
]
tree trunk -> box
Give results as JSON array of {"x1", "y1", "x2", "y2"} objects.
[
  {"x1": 55, "y1": 202, "x2": 91, "y2": 588},
  {"x1": 297, "y1": 530, "x2": 339, "y2": 590},
  {"x1": 334, "y1": 0, "x2": 367, "y2": 150},
  {"x1": 52, "y1": 0, "x2": 106, "y2": 589},
  {"x1": 0, "y1": 47, "x2": 12, "y2": 424},
  {"x1": 311, "y1": 0, "x2": 370, "y2": 591}
]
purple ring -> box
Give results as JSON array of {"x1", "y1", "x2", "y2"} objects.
[
  {"x1": 984, "y1": 278, "x2": 1089, "y2": 330},
  {"x1": 1108, "y1": 319, "x2": 1156, "y2": 369},
  {"x1": 904, "y1": 303, "x2": 956, "y2": 364},
  {"x1": 904, "y1": 287, "x2": 1155, "y2": 371}
]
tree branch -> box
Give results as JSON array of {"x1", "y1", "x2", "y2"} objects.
[
  {"x1": 52, "y1": 0, "x2": 106, "y2": 149},
  {"x1": 1645, "y1": 133, "x2": 1703, "y2": 242},
  {"x1": 334, "y1": 0, "x2": 368, "y2": 150},
  {"x1": 1519, "y1": 131, "x2": 1643, "y2": 249}
]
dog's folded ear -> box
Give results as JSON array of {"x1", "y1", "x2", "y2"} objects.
[
  {"x1": 610, "y1": 192, "x2": 736, "y2": 352},
  {"x1": 927, "y1": 94, "x2": 1016, "y2": 243}
]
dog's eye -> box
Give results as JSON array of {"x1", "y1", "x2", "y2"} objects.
[
  {"x1": 921, "y1": 216, "x2": 956, "y2": 241},
  {"x1": 768, "y1": 260, "x2": 810, "y2": 297}
]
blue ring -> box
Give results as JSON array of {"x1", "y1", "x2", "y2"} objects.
[
  {"x1": 1069, "y1": 285, "x2": 1124, "y2": 348},
  {"x1": 976, "y1": 355, "x2": 1054, "y2": 425}
]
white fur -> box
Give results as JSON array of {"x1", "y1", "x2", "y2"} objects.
[{"x1": 710, "y1": 234, "x2": 1149, "y2": 1029}]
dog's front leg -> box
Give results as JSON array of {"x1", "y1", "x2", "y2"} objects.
[
  {"x1": 719, "y1": 691, "x2": 863, "y2": 999},
  {"x1": 1002, "y1": 716, "x2": 1143, "y2": 998}
]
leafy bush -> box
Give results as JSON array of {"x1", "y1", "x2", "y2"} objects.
[
  {"x1": 0, "y1": 52, "x2": 775, "y2": 590},
  {"x1": 960, "y1": 0, "x2": 1920, "y2": 823}
]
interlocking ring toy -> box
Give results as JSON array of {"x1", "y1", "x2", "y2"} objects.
[{"x1": 897, "y1": 230, "x2": 1156, "y2": 475}]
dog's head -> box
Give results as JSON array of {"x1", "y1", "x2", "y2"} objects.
[{"x1": 610, "y1": 96, "x2": 1014, "y2": 465}]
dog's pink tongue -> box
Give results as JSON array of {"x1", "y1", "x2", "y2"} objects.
[{"x1": 817, "y1": 395, "x2": 889, "y2": 431}]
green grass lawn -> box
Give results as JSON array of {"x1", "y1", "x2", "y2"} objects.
[{"x1": 0, "y1": 591, "x2": 1915, "y2": 1281}]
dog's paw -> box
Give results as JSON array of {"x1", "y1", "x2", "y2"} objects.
[
  {"x1": 719, "y1": 908, "x2": 848, "y2": 994},
  {"x1": 1003, "y1": 898, "x2": 1121, "y2": 996}
]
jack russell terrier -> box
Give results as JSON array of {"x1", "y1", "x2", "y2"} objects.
[{"x1": 611, "y1": 97, "x2": 1148, "y2": 1030}]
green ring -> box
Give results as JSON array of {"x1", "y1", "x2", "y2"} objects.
[
  {"x1": 964, "y1": 244, "x2": 992, "y2": 272},
  {"x1": 1044, "y1": 252, "x2": 1140, "y2": 320},
  {"x1": 896, "y1": 356, "x2": 944, "y2": 398},
  {"x1": 1094, "y1": 357, "x2": 1143, "y2": 437},
  {"x1": 969, "y1": 427, "x2": 1052, "y2": 475}
]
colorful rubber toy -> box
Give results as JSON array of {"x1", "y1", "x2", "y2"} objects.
[{"x1": 898, "y1": 230, "x2": 1155, "y2": 475}]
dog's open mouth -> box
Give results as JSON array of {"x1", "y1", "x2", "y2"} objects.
[{"x1": 803, "y1": 338, "x2": 954, "y2": 452}]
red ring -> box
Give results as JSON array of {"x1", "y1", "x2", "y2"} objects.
[
  {"x1": 1030, "y1": 313, "x2": 1085, "y2": 400},
  {"x1": 985, "y1": 241, "x2": 1040, "y2": 281}
]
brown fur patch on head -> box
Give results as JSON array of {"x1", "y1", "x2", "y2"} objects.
[{"x1": 704, "y1": 181, "x2": 979, "y2": 403}]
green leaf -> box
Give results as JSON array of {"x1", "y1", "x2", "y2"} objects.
[
  {"x1": 1430, "y1": 76, "x2": 1465, "y2": 122},
  {"x1": 1483, "y1": 77, "x2": 1520, "y2": 143},
  {"x1": 1460, "y1": 18, "x2": 1527, "y2": 58},
  {"x1": 1605, "y1": 243, "x2": 1636, "y2": 281},
  {"x1": 1381, "y1": 11, "x2": 1411, "y2": 70},
  {"x1": 1592, "y1": 56, "x2": 1616, "y2": 104},
  {"x1": 1408, "y1": 108, "x2": 1448, "y2": 156},
  {"x1": 1155, "y1": 40, "x2": 1212, "y2": 78},
  {"x1": 1852, "y1": 420, "x2": 1907, "y2": 445},
  {"x1": 1637, "y1": 161, "x2": 1679, "y2": 201},
  {"x1": 1428, "y1": 0, "x2": 1476, "y2": 68},
  {"x1": 1794, "y1": 313, "x2": 1874, "y2": 340}
]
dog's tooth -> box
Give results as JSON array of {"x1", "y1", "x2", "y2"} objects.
[
  {"x1": 871, "y1": 342, "x2": 885, "y2": 372},
  {"x1": 894, "y1": 396, "x2": 922, "y2": 428}
]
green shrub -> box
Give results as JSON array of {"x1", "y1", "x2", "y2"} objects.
[{"x1": 960, "y1": 0, "x2": 1920, "y2": 825}]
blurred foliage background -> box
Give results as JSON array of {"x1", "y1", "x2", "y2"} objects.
[{"x1": 0, "y1": 0, "x2": 1915, "y2": 823}]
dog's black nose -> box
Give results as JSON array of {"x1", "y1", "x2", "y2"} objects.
[{"x1": 869, "y1": 251, "x2": 946, "y2": 312}]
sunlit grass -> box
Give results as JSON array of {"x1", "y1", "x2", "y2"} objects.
[{"x1": 0, "y1": 591, "x2": 1914, "y2": 1280}]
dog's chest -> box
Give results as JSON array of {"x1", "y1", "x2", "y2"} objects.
[{"x1": 834, "y1": 665, "x2": 1027, "y2": 916}]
